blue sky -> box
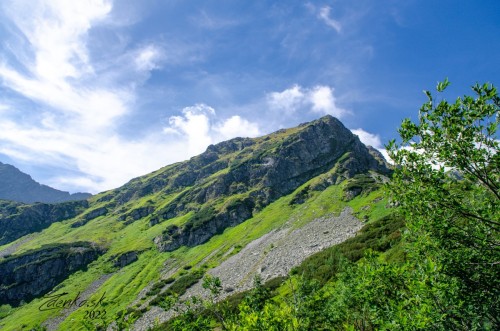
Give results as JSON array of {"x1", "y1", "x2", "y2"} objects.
[{"x1": 0, "y1": 0, "x2": 499, "y2": 193}]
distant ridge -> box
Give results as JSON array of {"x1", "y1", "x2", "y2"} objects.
[{"x1": 0, "y1": 162, "x2": 91, "y2": 203}]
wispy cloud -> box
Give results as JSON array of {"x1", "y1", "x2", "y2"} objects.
[
  {"x1": 267, "y1": 85, "x2": 349, "y2": 118},
  {"x1": 134, "y1": 45, "x2": 163, "y2": 71},
  {"x1": 190, "y1": 10, "x2": 241, "y2": 30},
  {"x1": 318, "y1": 6, "x2": 342, "y2": 33},
  {"x1": 0, "y1": 1, "x2": 255, "y2": 193}
]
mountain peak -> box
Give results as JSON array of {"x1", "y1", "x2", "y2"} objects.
[
  {"x1": 0, "y1": 161, "x2": 91, "y2": 203},
  {"x1": 96, "y1": 116, "x2": 391, "y2": 251}
]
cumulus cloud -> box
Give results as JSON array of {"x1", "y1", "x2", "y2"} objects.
[
  {"x1": 351, "y1": 128, "x2": 390, "y2": 162},
  {"x1": 351, "y1": 128, "x2": 382, "y2": 148},
  {"x1": 215, "y1": 115, "x2": 261, "y2": 140},
  {"x1": 167, "y1": 104, "x2": 216, "y2": 155},
  {"x1": 267, "y1": 85, "x2": 305, "y2": 114},
  {"x1": 267, "y1": 85, "x2": 348, "y2": 118},
  {"x1": 309, "y1": 85, "x2": 346, "y2": 116},
  {"x1": 165, "y1": 104, "x2": 261, "y2": 156}
]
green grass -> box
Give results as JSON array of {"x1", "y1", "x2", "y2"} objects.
[{"x1": 57, "y1": 250, "x2": 168, "y2": 330}]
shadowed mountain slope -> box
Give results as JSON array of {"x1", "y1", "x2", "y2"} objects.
[{"x1": 0, "y1": 162, "x2": 91, "y2": 204}]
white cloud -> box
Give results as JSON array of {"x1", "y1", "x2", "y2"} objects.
[
  {"x1": 0, "y1": 0, "x2": 128, "y2": 130},
  {"x1": 135, "y1": 45, "x2": 162, "y2": 72},
  {"x1": 267, "y1": 85, "x2": 348, "y2": 118},
  {"x1": 215, "y1": 115, "x2": 261, "y2": 140},
  {"x1": 4, "y1": 0, "x2": 112, "y2": 83},
  {"x1": 0, "y1": 1, "x2": 181, "y2": 193},
  {"x1": 318, "y1": 6, "x2": 342, "y2": 33},
  {"x1": 168, "y1": 104, "x2": 215, "y2": 156},
  {"x1": 267, "y1": 85, "x2": 305, "y2": 113},
  {"x1": 351, "y1": 128, "x2": 390, "y2": 162},
  {"x1": 309, "y1": 85, "x2": 347, "y2": 117},
  {"x1": 166, "y1": 104, "x2": 261, "y2": 156},
  {"x1": 351, "y1": 128, "x2": 382, "y2": 148}
]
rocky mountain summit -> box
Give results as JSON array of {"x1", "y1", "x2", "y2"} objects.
[
  {"x1": 150, "y1": 115, "x2": 390, "y2": 251},
  {"x1": 0, "y1": 162, "x2": 91, "y2": 204}
]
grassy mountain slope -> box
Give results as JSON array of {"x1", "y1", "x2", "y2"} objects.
[{"x1": 0, "y1": 115, "x2": 393, "y2": 330}]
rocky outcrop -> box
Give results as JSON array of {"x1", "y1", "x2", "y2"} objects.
[
  {"x1": 0, "y1": 200, "x2": 89, "y2": 245},
  {"x1": 0, "y1": 161, "x2": 91, "y2": 204},
  {"x1": 70, "y1": 205, "x2": 113, "y2": 228},
  {"x1": 0, "y1": 242, "x2": 103, "y2": 306},
  {"x1": 119, "y1": 206, "x2": 155, "y2": 224},
  {"x1": 155, "y1": 197, "x2": 254, "y2": 251},
  {"x1": 154, "y1": 116, "x2": 391, "y2": 252},
  {"x1": 111, "y1": 251, "x2": 139, "y2": 268}
]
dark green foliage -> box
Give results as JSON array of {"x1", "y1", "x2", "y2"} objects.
[
  {"x1": 168, "y1": 270, "x2": 204, "y2": 296},
  {"x1": 243, "y1": 275, "x2": 271, "y2": 311},
  {"x1": 114, "y1": 308, "x2": 141, "y2": 330},
  {"x1": 224, "y1": 197, "x2": 254, "y2": 212},
  {"x1": 185, "y1": 206, "x2": 216, "y2": 231},
  {"x1": 0, "y1": 200, "x2": 23, "y2": 218},
  {"x1": 150, "y1": 270, "x2": 204, "y2": 307},
  {"x1": 162, "y1": 224, "x2": 179, "y2": 236},
  {"x1": 343, "y1": 174, "x2": 380, "y2": 200},
  {"x1": 387, "y1": 81, "x2": 500, "y2": 328},
  {"x1": 289, "y1": 185, "x2": 310, "y2": 205},
  {"x1": 344, "y1": 174, "x2": 378, "y2": 193},
  {"x1": 151, "y1": 275, "x2": 288, "y2": 331},
  {"x1": 163, "y1": 277, "x2": 176, "y2": 284},
  {"x1": 215, "y1": 276, "x2": 287, "y2": 312},
  {"x1": 146, "y1": 277, "x2": 176, "y2": 297}
]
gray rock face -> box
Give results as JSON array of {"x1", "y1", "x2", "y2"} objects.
[
  {"x1": 0, "y1": 242, "x2": 103, "y2": 306},
  {"x1": 0, "y1": 161, "x2": 91, "y2": 204},
  {"x1": 119, "y1": 206, "x2": 155, "y2": 224},
  {"x1": 154, "y1": 116, "x2": 391, "y2": 252},
  {"x1": 0, "y1": 200, "x2": 89, "y2": 245},
  {"x1": 111, "y1": 251, "x2": 139, "y2": 268}
]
